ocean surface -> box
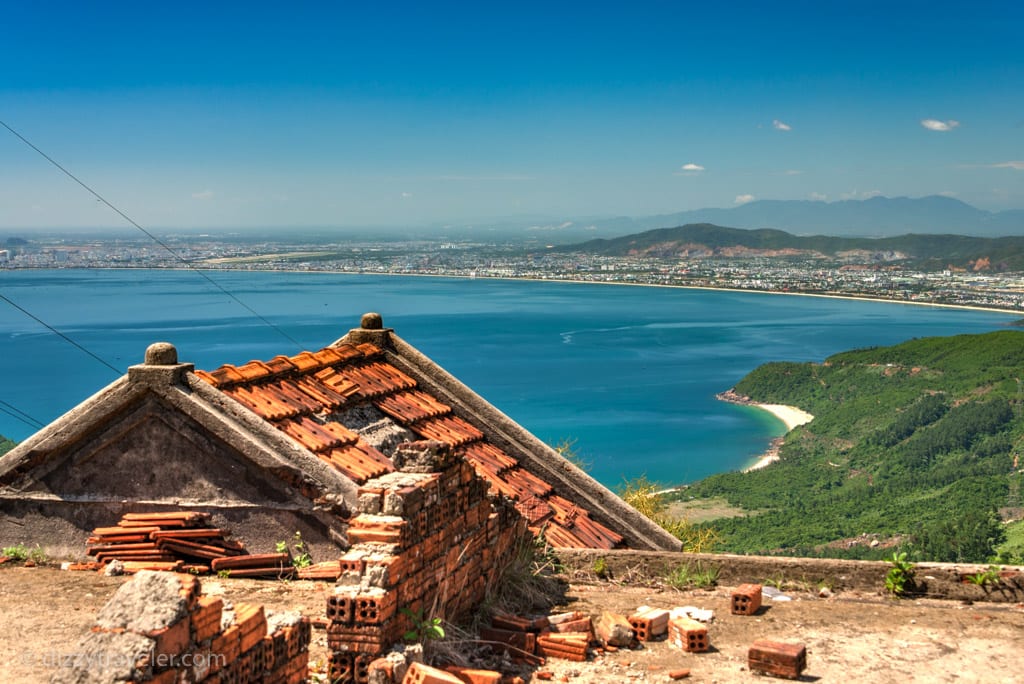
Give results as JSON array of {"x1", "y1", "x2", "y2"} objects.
[{"x1": 0, "y1": 269, "x2": 1017, "y2": 487}]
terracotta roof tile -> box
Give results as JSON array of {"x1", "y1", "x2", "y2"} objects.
[
  {"x1": 264, "y1": 355, "x2": 298, "y2": 375},
  {"x1": 540, "y1": 523, "x2": 589, "y2": 549},
  {"x1": 337, "y1": 361, "x2": 417, "y2": 399},
  {"x1": 460, "y1": 443, "x2": 518, "y2": 475},
  {"x1": 411, "y1": 415, "x2": 485, "y2": 447},
  {"x1": 503, "y1": 468, "x2": 554, "y2": 499},
  {"x1": 288, "y1": 351, "x2": 327, "y2": 373},
  {"x1": 293, "y1": 375, "x2": 357, "y2": 409},
  {"x1": 375, "y1": 390, "x2": 451, "y2": 423},
  {"x1": 223, "y1": 385, "x2": 303, "y2": 421},
  {"x1": 233, "y1": 360, "x2": 276, "y2": 383},
  {"x1": 324, "y1": 442, "x2": 395, "y2": 482},
  {"x1": 278, "y1": 416, "x2": 358, "y2": 453}
]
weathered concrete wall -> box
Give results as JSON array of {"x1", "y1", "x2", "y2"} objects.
[
  {"x1": 0, "y1": 393, "x2": 346, "y2": 559},
  {"x1": 556, "y1": 549, "x2": 1024, "y2": 603}
]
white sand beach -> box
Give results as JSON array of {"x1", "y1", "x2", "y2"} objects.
[
  {"x1": 755, "y1": 403, "x2": 814, "y2": 431},
  {"x1": 743, "y1": 403, "x2": 814, "y2": 471}
]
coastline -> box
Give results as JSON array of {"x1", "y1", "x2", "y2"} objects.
[
  {"x1": 716, "y1": 390, "x2": 814, "y2": 472},
  {"x1": 47, "y1": 266, "x2": 1024, "y2": 317}
]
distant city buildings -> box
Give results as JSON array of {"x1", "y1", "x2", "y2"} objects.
[{"x1": 2, "y1": 236, "x2": 1023, "y2": 312}]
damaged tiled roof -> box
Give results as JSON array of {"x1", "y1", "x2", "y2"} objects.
[{"x1": 195, "y1": 342, "x2": 625, "y2": 550}]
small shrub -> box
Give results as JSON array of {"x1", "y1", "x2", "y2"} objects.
[
  {"x1": 966, "y1": 565, "x2": 1001, "y2": 587},
  {"x1": 401, "y1": 607, "x2": 446, "y2": 642},
  {"x1": 592, "y1": 556, "x2": 609, "y2": 579},
  {"x1": 276, "y1": 531, "x2": 312, "y2": 569},
  {"x1": 885, "y1": 551, "x2": 915, "y2": 597},
  {"x1": 2, "y1": 543, "x2": 46, "y2": 564}
]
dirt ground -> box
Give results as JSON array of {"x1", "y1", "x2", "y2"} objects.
[{"x1": 1, "y1": 564, "x2": 1022, "y2": 683}]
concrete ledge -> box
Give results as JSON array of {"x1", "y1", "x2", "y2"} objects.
[{"x1": 555, "y1": 548, "x2": 1024, "y2": 603}]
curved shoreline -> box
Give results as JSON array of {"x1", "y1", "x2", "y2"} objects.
[
  {"x1": 40, "y1": 266, "x2": 1024, "y2": 317},
  {"x1": 717, "y1": 390, "x2": 814, "y2": 471}
]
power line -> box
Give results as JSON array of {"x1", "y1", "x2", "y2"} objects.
[
  {"x1": 0, "y1": 292, "x2": 122, "y2": 375},
  {"x1": 0, "y1": 119, "x2": 304, "y2": 350},
  {"x1": 0, "y1": 398, "x2": 45, "y2": 430}
]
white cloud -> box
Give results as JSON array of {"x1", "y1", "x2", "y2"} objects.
[
  {"x1": 782, "y1": 169, "x2": 802, "y2": 176},
  {"x1": 680, "y1": 163, "x2": 705, "y2": 172},
  {"x1": 840, "y1": 189, "x2": 883, "y2": 200},
  {"x1": 992, "y1": 161, "x2": 1024, "y2": 170},
  {"x1": 809, "y1": 192, "x2": 828, "y2": 201},
  {"x1": 735, "y1": 194, "x2": 756, "y2": 205},
  {"x1": 191, "y1": 190, "x2": 214, "y2": 200},
  {"x1": 401, "y1": 192, "x2": 413, "y2": 199},
  {"x1": 772, "y1": 119, "x2": 792, "y2": 131},
  {"x1": 434, "y1": 174, "x2": 533, "y2": 181},
  {"x1": 920, "y1": 119, "x2": 960, "y2": 132},
  {"x1": 938, "y1": 191, "x2": 958, "y2": 197}
]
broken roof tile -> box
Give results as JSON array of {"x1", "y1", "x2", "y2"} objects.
[
  {"x1": 325, "y1": 442, "x2": 394, "y2": 483},
  {"x1": 293, "y1": 375, "x2": 357, "y2": 409},
  {"x1": 461, "y1": 443, "x2": 518, "y2": 474}
]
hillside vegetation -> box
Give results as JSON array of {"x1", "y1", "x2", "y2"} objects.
[
  {"x1": 0, "y1": 435, "x2": 13, "y2": 457},
  {"x1": 674, "y1": 330, "x2": 1024, "y2": 563},
  {"x1": 560, "y1": 222, "x2": 1024, "y2": 271}
]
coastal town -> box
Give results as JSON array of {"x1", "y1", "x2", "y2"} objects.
[{"x1": 5, "y1": 234, "x2": 1024, "y2": 313}]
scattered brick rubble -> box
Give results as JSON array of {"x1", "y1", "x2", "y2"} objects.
[
  {"x1": 51, "y1": 570, "x2": 311, "y2": 684},
  {"x1": 83, "y1": 512, "x2": 343, "y2": 580}
]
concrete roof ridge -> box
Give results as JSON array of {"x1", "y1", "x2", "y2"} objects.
[{"x1": 334, "y1": 313, "x2": 682, "y2": 551}]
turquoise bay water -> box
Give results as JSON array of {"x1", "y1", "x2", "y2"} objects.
[{"x1": 0, "y1": 269, "x2": 1017, "y2": 487}]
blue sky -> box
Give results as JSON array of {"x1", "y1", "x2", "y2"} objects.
[{"x1": 1, "y1": 1, "x2": 1022, "y2": 230}]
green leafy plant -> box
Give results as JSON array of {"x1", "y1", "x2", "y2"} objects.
[
  {"x1": 884, "y1": 551, "x2": 915, "y2": 597},
  {"x1": 966, "y1": 565, "x2": 1001, "y2": 586},
  {"x1": 2, "y1": 543, "x2": 47, "y2": 564},
  {"x1": 401, "y1": 607, "x2": 446, "y2": 642},
  {"x1": 592, "y1": 556, "x2": 609, "y2": 579},
  {"x1": 276, "y1": 531, "x2": 312, "y2": 569},
  {"x1": 216, "y1": 569, "x2": 232, "y2": 580},
  {"x1": 665, "y1": 561, "x2": 719, "y2": 590}
]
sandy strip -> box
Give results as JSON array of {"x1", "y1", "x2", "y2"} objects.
[
  {"x1": 755, "y1": 403, "x2": 814, "y2": 431},
  {"x1": 743, "y1": 403, "x2": 814, "y2": 472}
]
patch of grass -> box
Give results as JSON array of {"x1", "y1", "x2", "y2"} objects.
[
  {"x1": 592, "y1": 556, "x2": 609, "y2": 579},
  {"x1": 665, "y1": 561, "x2": 719, "y2": 590},
  {"x1": 619, "y1": 476, "x2": 721, "y2": 553},
  {"x1": 2, "y1": 543, "x2": 47, "y2": 564}
]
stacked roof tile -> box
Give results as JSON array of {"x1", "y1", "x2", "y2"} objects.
[{"x1": 195, "y1": 342, "x2": 624, "y2": 550}]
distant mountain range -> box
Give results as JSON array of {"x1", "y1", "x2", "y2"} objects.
[
  {"x1": 437, "y1": 195, "x2": 1023, "y2": 243},
  {"x1": 577, "y1": 195, "x2": 1024, "y2": 240},
  {"x1": 555, "y1": 222, "x2": 1024, "y2": 271}
]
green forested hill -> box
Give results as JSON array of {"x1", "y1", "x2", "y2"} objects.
[
  {"x1": 560, "y1": 223, "x2": 1024, "y2": 271},
  {"x1": 0, "y1": 434, "x2": 14, "y2": 457},
  {"x1": 678, "y1": 330, "x2": 1024, "y2": 562}
]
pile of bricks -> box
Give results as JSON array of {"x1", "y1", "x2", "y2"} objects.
[
  {"x1": 324, "y1": 440, "x2": 530, "y2": 684},
  {"x1": 86, "y1": 512, "x2": 247, "y2": 573},
  {"x1": 51, "y1": 570, "x2": 311, "y2": 684}
]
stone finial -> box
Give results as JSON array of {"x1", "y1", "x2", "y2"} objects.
[
  {"x1": 361, "y1": 312, "x2": 384, "y2": 330},
  {"x1": 144, "y1": 342, "x2": 178, "y2": 366}
]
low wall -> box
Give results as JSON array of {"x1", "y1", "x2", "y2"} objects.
[{"x1": 555, "y1": 549, "x2": 1024, "y2": 603}]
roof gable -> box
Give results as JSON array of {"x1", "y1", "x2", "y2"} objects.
[{"x1": 197, "y1": 339, "x2": 630, "y2": 549}]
